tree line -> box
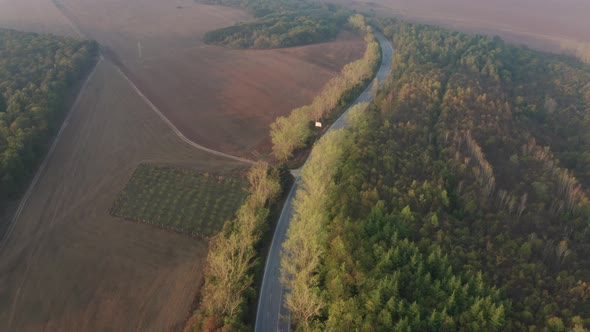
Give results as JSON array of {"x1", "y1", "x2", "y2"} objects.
[
  {"x1": 281, "y1": 129, "x2": 349, "y2": 328},
  {"x1": 185, "y1": 161, "x2": 285, "y2": 331},
  {"x1": 0, "y1": 29, "x2": 98, "y2": 202},
  {"x1": 280, "y1": 102, "x2": 508, "y2": 330},
  {"x1": 279, "y1": 16, "x2": 590, "y2": 331},
  {"x1": 204, "y1": 11, "x2": 347, "y2": 49},
  {"x1": 199, "y1": 0, "x2": 350, "y2": 49},
  {"x1": 270, "y1": 14, "x2": 380, "y2": 162}
]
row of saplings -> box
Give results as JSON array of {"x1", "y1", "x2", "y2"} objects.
[
  {"x1": 270, "y1": 14, "x2": 381, "y2": 162},
  {"x1": 184, "y1": 161, "x2": 283, "y2": 331},
  {"x1": 185, "y1": 13, "x2": 381, "y2": 332}
]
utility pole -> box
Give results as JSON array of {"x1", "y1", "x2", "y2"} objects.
[{"x1": 138, "y1": 41, "x2": 143, "y2": 62}]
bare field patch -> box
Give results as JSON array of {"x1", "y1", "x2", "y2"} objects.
[
  {"x1": 0, "y1": 59, "x2": 244, "y2": 331},
  {"x1": 111, "y1": 164, "x2": 247, "y2": 237},
  {"x1": 54, "y1": 0, "x2": 366, "y2": 155}
]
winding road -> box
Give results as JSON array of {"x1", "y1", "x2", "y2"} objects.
[{"x1": 255, "y1": 30, "x2": 394, "y2": 332}]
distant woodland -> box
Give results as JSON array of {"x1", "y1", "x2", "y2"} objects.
[
  {"x1": 198, "y1": 0, "x2": 350, "y2": 48},
  {"x1": 0, "y1": 29, "x2": 98, "y2": 201},
  {"x1": 281, "y1": 17, "x2": 590, "y2": 331}
]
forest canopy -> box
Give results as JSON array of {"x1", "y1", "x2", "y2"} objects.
[
  {"x1": 198, "y1": 0, "x2": 351, "y2": 49},
  {"x1": 203, "y1": 11, "x2": 346, "y2": 49},
  {"x1": 0, "y1": 29, "x2": 98, "y2": 201},
  {"x1": 280, "y1": 17, "x2": 590, "y2": 331}
]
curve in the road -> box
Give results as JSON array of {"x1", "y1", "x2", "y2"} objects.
[{"x1": 255, "y1": 30, "x2": 394, "y2": 332}]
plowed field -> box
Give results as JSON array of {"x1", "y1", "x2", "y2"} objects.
[{"x1": 55, "y1": 0, "x2": 366, "y2": 155}]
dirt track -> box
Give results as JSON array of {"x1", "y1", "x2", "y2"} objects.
[
  {"x1": 1, "y1": 0, "x2": 365, "y2": 157},
  {"x1": 54, "y1": 0, "x2": 366, "y2": 156},
  {"x1": 0, "y1": 58, "x2": 244, "y2": 331}
]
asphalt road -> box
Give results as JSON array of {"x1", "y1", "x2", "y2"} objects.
[{"x1": 255, "y1": 30, "x2": 394, "y2": 332}]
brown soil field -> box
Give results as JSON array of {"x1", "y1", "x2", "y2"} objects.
[
  {"x1": 332, "y1": 0, "x2": 590, "y2": 58},
  {"x1": 51, "y1": 0, "x2": 366, "y2": 156},
  {"x1": 0, "y1": 58, "x2": 245, "y2": 331},
  {"x1": 0, "y1": 0, "x2": 78, "y2": 36}
]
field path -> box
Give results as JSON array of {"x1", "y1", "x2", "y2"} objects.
[
  {"x1": 50, "y1": 0, "x2": 256, "y2": 165},
  {"x1": 111, "y1": 63, "x2": 256, "y2": 165},
  {"x1": 0, "y1": 56, "x2": 239, "y2": 332},
  {"x1": 0, "y1": 59, "x2": 101, "y2": 251},
  {"x1": 255, "y1": 30, "x2": 394, "y2": 332}
]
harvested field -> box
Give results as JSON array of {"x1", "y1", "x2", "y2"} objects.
[
  {"x1": 53, "y1": 0, "x2": 366, "y2": 156},
  {"x1": 333, "y1": 0, "x2": 590, "y2": 58},
  {"x1": 111, "y1": 164, "x2": 247, "y2": 237},
  {"x1": 0, "y1": 59, "x2": 245, "y2": 331}
]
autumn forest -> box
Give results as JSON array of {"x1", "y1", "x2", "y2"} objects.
[
  {"x1": 0, "y1": 29, "x2": 97, "y2": 227},
  {"x1": 281, "y1": 17, "x2": 590, "y2": 331},
  {"x1": 0, "y1": 0, "x2": 589, "y2": 330}
]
